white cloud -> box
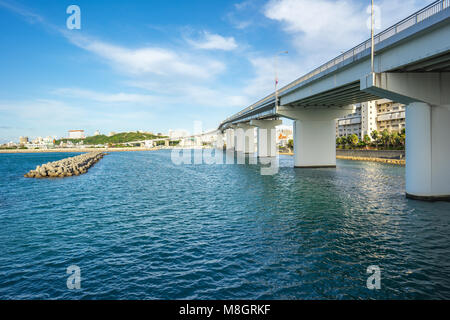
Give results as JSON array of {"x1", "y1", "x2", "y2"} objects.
[
  {"x1": 52, "y1": 88, "x2": 157, "y2": 104},
  {"x1": 128, "y1": 81, "x2": 249, "y2": 108},
  {"x1": 264, "y1": 0, "x2": 425, "y2": 62},
  {"x1": 0, "y1": 98, "x2": 155, "y2": 141},
  {"x1": 265, "y1": 0, "x2": 366, "y2": 57},
  {"x1": 187, "y1": 31, "x2": 238, "y2": 51},
  {"x1": 65, "y1": 33, "x2": 226, "y2": 79},
  {"x1": 242, "y1": 55, "x2": 307, "y2": 100},
  {"x1": 0, "y1": 0, "x2": 44, "y2": 24}
]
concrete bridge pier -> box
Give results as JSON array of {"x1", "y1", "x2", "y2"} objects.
[
  {"x1": 234, "y1": 127, "x2": 245, "y2": 153},
  {"x1": 215, "y1": 133, "x2": 225, "y2": 149},
  {"x1": 235, "y1": 123, "x2": 256, "y2": 154},
  {"x1": 362, "y1": 72, "x2": 450, "y2": 200},
  {"x1": 278, "y1": 107, "x2": 353, "y2": 168},
  {"x1": 225, "y1": 128, "x2": 235, "y2": 150},
  {"x1": 250, "y1": 119, "x2": 282, "y2": 157},
  {"x1": 405, "y1": 102, "x2": 450, "y2": 200}
]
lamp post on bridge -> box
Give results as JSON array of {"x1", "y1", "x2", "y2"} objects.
[
  {"x1": 274, "y1": 51, "x2": 288, "y2": 113},
  {"x1": 371, "y1": 0, "x2": 375, "y2": 73}
]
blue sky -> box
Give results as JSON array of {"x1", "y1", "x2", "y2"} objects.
[{"x1": 0, "y1": 0, "x2": 427, "y2": 142}]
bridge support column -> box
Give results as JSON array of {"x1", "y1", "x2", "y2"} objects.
[
  {"x1": 406, "y1": 102, "x2": 450, "y2": 201},
  {"x1": 293, "y1": 119, "x2": 337, "y2": 168},
  {"x1": 215, "y1": 133, "x2": 225, "y2": 149},
  {"x1": 236, "y1": 124, "x2": 256, "y2": 154},
  {"x1": 362, "y1": 72, "x2": 450, "y2": 200},
  {"x1": 235, "y1": 127, "x2": 245, "y2": 153},
  {"x1": 250, "y1": 120, "x2": 282, "y2": 157},
  {"x1": 278, "y1": 107, "x2": 354, "y2": 168},
  {"x1": 225, "y1": 129, "x2": 235, "y2": 150}
]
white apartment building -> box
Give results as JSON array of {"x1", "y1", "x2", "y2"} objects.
[
  {"x1": 276, "y1": 124, "x2": 293, "y2": 147},
  {"x1": 68, "y1": 130, "x2": 85, "y2": 139},
  {"x1": 336, "y1": 99, "x2": 405, "y2": 139},
  {"x1": 376, "y1": 99, "x2": 406, "y2": 132}
]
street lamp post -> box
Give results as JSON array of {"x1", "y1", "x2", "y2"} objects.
[
  {"x1": 275, "y1": 51, "x2": 288, "y2": 113},
  {"x1": 371, "y1": 0, "x2": 375, "y2": 73}
]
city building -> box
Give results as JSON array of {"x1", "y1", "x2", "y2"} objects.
[
  {"x1": 276, "y1": 125, "x2": 293, "y2": 147},
  {"x1": 19, "y1": 136, "x2": 29, "y2": 145},
  {"x1": 336, "y1": 99, "x2": 405, "y2": 139},
  {"x1": 94, "y1": 130, "x2": 101, "y2": 136},
  {"x1": 376, "y1": 99, "x2": 406, "y2": 133},
  {"x1": 68, "y1": 130, "x2": 85, "y2": 139},
  {"x1": 24, "y1": 136, "x2": 55, "y2": 149}
]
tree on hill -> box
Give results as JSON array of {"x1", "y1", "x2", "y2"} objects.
[{"x1": 55, "y1": 131, "x2": 168, "y2": 146}]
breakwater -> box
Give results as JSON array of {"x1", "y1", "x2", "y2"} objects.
[
  {"x1": 336, "y1": 149, "x2": 405, "y2": 165},
  {"x1": 336, "y1": 155, "x2": 405, "y2": 165},
  {"x1": 336, "y1": 149, "x2": 405, "y2": 159},
  {"x1": 24, "y1": 152, "x2": 106, "y2": 178}
]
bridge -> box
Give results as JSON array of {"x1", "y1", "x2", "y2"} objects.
[
  {"x1": 177, "y1": 130, "x2": 219, "y2": 148},
  {"x1": 125, "y1": 130, "x2": 220, "y2": 148},
  {"x1": 218, "y1": 0, "x2": 450, "y2": 201},
  {"x1": 122, "y1": 137, "x2": 173, "y2": 147}
]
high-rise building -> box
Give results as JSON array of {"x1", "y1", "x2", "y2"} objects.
[
  {"x1": 336, "y1": 105, "x2": 362, "y2": 138},
  {"x1": 361, "y1": 101, "x2": 378, "y2": 138},
  {"x1": 336, "y1": 99, "x2": 406, "y2": 139},
  {"x1": 376, "y1": 99, "x2": 406, "y2": 133}
]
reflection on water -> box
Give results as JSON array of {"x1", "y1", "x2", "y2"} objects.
[{"x1": 0, "y1": 151, "x2": 449, "y2": 299}]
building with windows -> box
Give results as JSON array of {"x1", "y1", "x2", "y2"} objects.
[
  {"x1": 336, "y1": 99, "x2": 405, "y2": 139},
  {"x1": 19, "y1": 136, "x2": 29, "y2": 145},
  {"x1": 68, "y1": 130, "x2": 85, "y2": 139},
  {"x1": 276, "y1": 125, "x2": 293, "y2": 147},
  {"x1": 376, "y1": 99, "x2": 406, "y2": 133}
]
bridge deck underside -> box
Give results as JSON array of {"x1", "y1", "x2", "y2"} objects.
[
  {"x1": 283, "y1": 82, "x2": 381, "y2": 108},
  {"x1": 392, "y1": 51, "x2": 450, "y2": 72}
]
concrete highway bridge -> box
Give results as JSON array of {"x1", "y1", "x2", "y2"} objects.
[
  {"x1": 127, "y1": 131, "x2": 219, "y2": 148},
  {"x1": 177, "y1": 130, "x2": 219, "y2": 148},
  {"x1": 218, "y1": 0, "x2": 450, "y2": 200},
  {"x1": 124, "y1": 137, "x2": 173, "y2": 147}
]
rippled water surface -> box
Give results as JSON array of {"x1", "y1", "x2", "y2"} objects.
[{"x1": 1, "y1": 150, "x2": 450, "y2": 299}]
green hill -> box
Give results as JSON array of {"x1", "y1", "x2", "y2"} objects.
[{"x1": 55, "y1": 132, "x2": 168, "y2": 146}]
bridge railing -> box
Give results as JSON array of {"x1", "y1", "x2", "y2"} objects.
[{"x1": 221, "y1": 0, "x2": 449, "y2": 126}]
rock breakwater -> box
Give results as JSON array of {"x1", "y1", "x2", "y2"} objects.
[
  {"x1": 24, "y1": 152, "x2": 106, "y2": 178},
  {"x1": 336, "y1": 155, "x2": 405, "y2": 165}
]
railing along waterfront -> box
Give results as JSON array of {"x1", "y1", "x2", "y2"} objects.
[{"x1": 221, "y1": 0, "x2": 449, "y2": 126}]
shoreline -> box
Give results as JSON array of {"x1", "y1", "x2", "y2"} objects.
[
  {"x1": 336, "y1": 155, "x2": 405, "y2": 165},
  {"x1": 0, "y1": 147, "x2": 161, "y2": 154},
  {"x1": 279, "y1": 152, "x2": 405, "y2": 165},
  {"x1": 2, "y1": 148, "x2": 406, "y2": 165}
]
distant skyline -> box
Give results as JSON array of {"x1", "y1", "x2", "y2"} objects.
[{"x1": 0, "y1": 0, "x2": 427, "y2": 143}]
